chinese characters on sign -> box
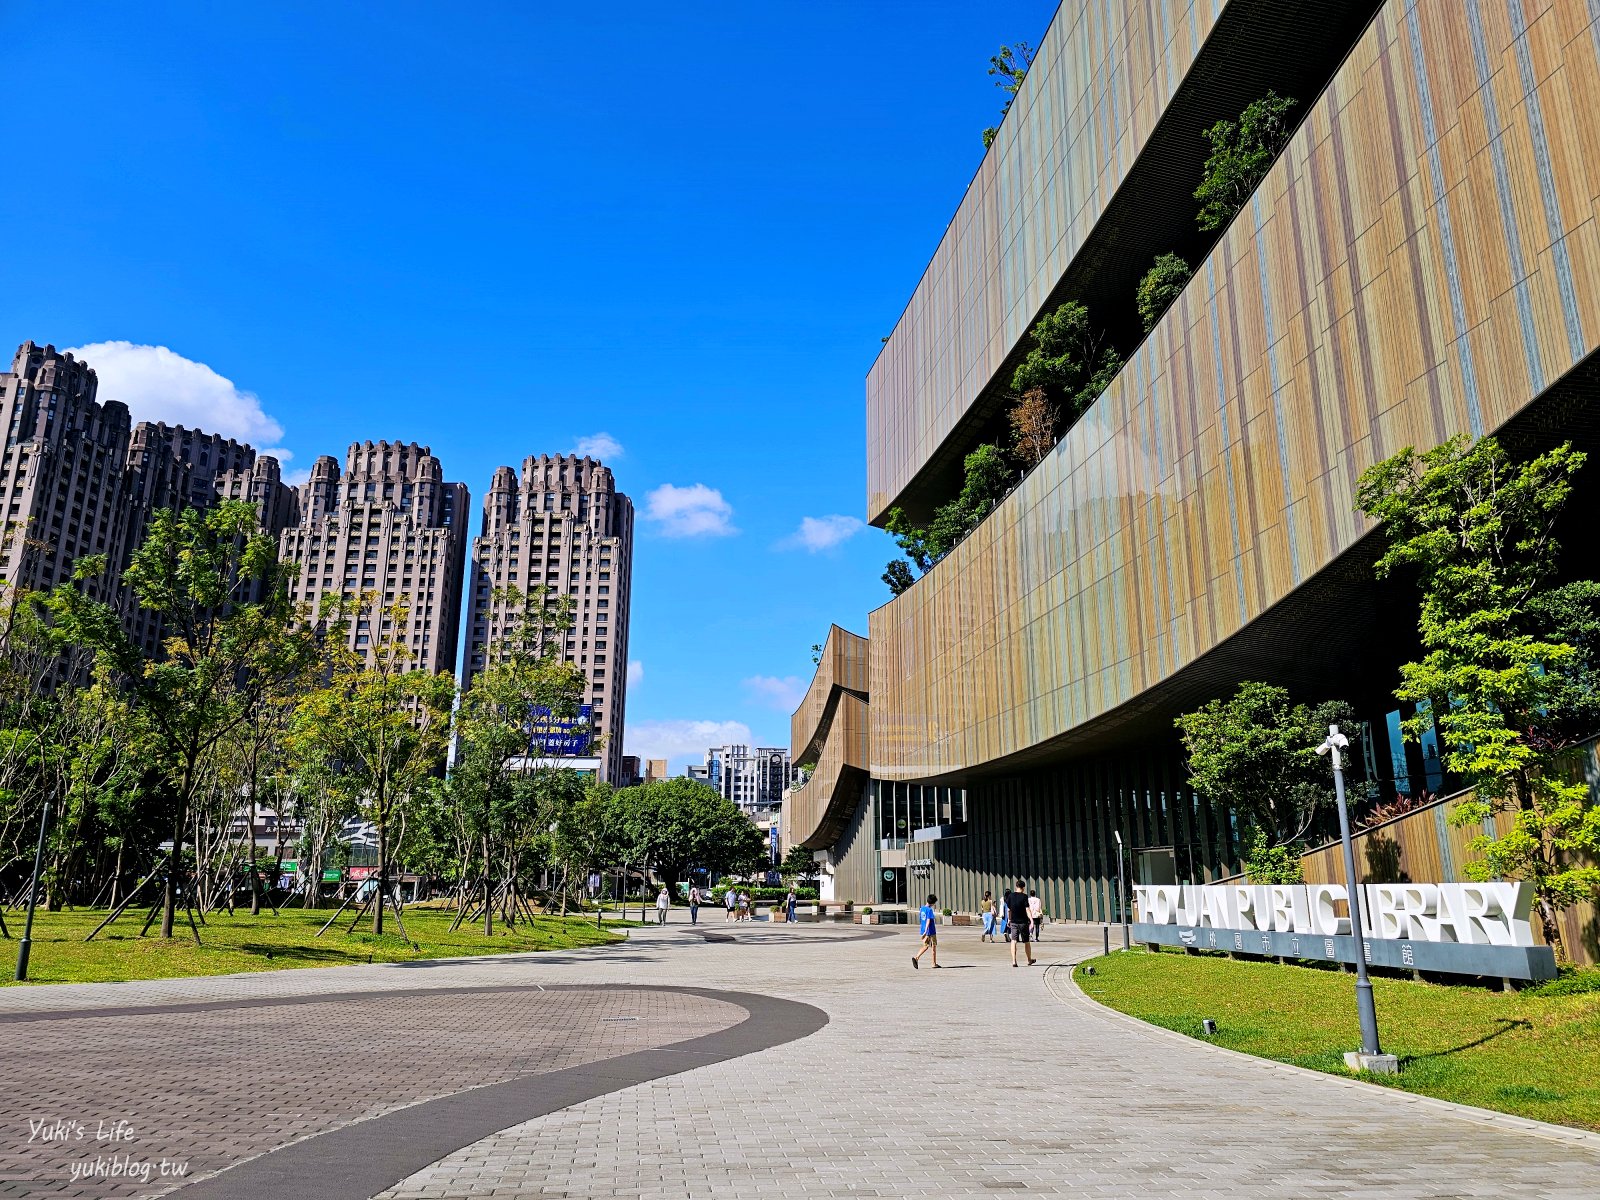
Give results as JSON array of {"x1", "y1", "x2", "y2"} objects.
[{"x1": 527, "y1": 704, "x2": 593, "y2": 756}]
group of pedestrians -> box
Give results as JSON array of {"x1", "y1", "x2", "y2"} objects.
[
  {"x1": 916, "y1": 879, "x2": 1044, "y2": 970},
  {"x1": 723, "y1": 887, "x2": 755, "y2": 921},
  {"x1": 656, "y1": 883, "x2": 802, "y2": 926}
]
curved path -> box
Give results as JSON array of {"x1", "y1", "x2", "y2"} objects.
[{"x1": 2, "y1": 920, "x2": 1596, "y2": 1199}]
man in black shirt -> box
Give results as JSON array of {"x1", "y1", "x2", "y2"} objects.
[{"x1": 1006, "y1": 879, "x2": 1035, "y2": 967}]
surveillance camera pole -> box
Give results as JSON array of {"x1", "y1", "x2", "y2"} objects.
[{"x1": 1318, "y1": 724, "x2": 1381, "y2": 1057}]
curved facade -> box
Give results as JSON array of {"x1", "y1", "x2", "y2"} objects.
[
  {"x1": 783, "y1": 625, "x2": 871, "y2": 852},
  {"x1": 872, "y1": 0, "x2": 1600, "y2": 780}
]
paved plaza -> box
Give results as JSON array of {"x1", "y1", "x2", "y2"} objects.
[{"x1": 1, "y1": 920, "x2": 1596, "y2": 1199}]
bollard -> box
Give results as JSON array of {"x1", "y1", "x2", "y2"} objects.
[{"x1": 1103, "y1": 924, "x2": 1109, "y2": 956}]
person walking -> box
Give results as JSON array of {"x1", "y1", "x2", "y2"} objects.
[
  {"x1": 738, "y1": 889, "x2": 751, "y2": 921},
  {"x1": 785, "y1": 886, "x2": 798, "y2": 924},
  {"x1": 1006, "y1": 879, "x2": 1035, "y2": 967},
  {"x1": 998, "y1": 884, "x2": 1012, "y2": 942},
  {"x1": 688, "y1": 885, "x2": 701, "y2": 925},
  {"x1": 980, "y1": 889, "x2": 996, "y2": 942},
  {"x1": 724, "y1": 887, "x2": 737, "y2": 922},
  {"x1": 1028, "y1": 889, "x2": 1044, "y2": 942},
  {"x1": 911, "y1": 893, "x2": 941, "y2": 968},
  {"x1": 655, "y1": 887, "x2": 670, "y2": 925}
]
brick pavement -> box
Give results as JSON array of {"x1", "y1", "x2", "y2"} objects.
[
  {"x1": 4, "y1": 918, "x2": 1598, "y2": 1199},
  {"x1": 366, "y1": 923, "x2": 1600, "y2": 1200}
]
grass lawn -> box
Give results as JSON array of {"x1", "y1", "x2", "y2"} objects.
[
  {"x1": 1075, "y1": 948, "x2": 1600, "y2": 1132},
  {"x1": 1, "y1": 904, "x2": 628, "y2": 986}
]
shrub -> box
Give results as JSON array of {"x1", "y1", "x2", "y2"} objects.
[
  {"x1": 1243, "y1": 829, "x2": 1304, "y2": 885},
  {"x1": 1011, "y1": 301, "x2": 1123, "y2": 421},
  {"x1": 1195, "y1": 90, "x2": 1298, "y2": 231},
  {"x1": 1136, "y1": 253, "x2": 1193, "y2": 332}
]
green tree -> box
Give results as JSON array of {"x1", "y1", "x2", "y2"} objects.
[
  {"x1": 1136, "y1": 253, "x2": 1193, "y2": 332},
  {"x1": 1174, "y1": 681, "x2": 1356, "y2": 848},
  {"x1": 881, "y1": 444, "x2": 1014, "y2": 595},
  {"x1": 451, "y1": 585, "x2": 587, "y2": 930},
  {"x1": 882, "y1": 559, "x2": 916, "y2": 597},
  {"x1": 781, "y1": 843, "x2": 819, "y2": 885},
  {"x1": 981, "y1": 41, "x2": 1035, "y2": 148},
  {"x1": 45, "y1": 501, "x2": 294, "y2": 937},
  {"x1": 1242, "y1": 828, "x2": 1304, "y2": 885},
  {"x1": 613, "y1": 777, "x2": 767, "y2": 889},
  {"x1": 1355, "y1": 435, "x2": 1600, "y2": 959},
  {"x1": 294, "y1": 592, "x2": 454, "y2": 935},
  {"x1": 1194, "y1": 90, "x2": 1298, "y2": 231},
  {"x1": 1011, "y1": 301, "x2": 1123, "y2": 421}
]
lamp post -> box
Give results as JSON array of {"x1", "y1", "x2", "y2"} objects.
[
  {"x1": 15, "y1": 801, "x2": 51, "y2": 981},
  {"x1": 1113, "y1": 829, "x2": 1129, "y2": 950},
  {"x1": 1318, "y1": 723, "x2": 1394, "y2": 1072}
]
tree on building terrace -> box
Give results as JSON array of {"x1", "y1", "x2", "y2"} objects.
[{"x1": 1357, "y1": 434, "x2": 1600, "y2": 960}]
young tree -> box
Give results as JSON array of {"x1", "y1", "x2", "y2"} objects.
[
  {"x1": 1194, "y1": 90, "x2": 1298, "y2": 231},
  {"x1": 45, "y1": 501, "x2": 294, "y2": 938},
  {"x1": 780, "y1": 843, "x2": 819, "y2": 886},
  {"x1": 1136, "y1": 253, "x2": 1193, "y2": 332},
  {"x1": 1010, "y1": 301, "x2": 1123, "y2": 421},
  {"x1": 1356, "y1": 435, "x2": 1600, "y2": 958},
  {"x1": 294, "y1": 592, "x2": 453, "y2": 935},
  {"x1": 452, "y1": 585, "x2": 587, "y2": 930},
  {"x1": 1174, "y1": 681, "x2": 1356, "y2": 848},
  {"x1": 1009, "y1": 388, "x2": 1058, "y2": 470},
  {"x1": 981, "y1": 41, "x2": 1035, "y2": 148}
]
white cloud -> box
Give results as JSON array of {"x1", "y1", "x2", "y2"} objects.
[
  {"x1": 66, "y1": 342, "x2": 290, "y2": 457},
  {"x1": 743, "y1": 674, "x2": 807, "y2": 711},
  {"x1": 627, "y1": 660, "x2": 644, "y2": 689},
  {"x1": 644, "y1": 483, "x2": 737, "y2": 538},
  {"x1": 778, "y1": 514, "x2": 864, "y2": 552},
  {"x1": 572, "y1": 432, "x2": 624, "y2": 461},
  {"x1": 625, "y1": 718, "x2": 753, "y2": 762}
]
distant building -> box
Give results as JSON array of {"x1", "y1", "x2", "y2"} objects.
[
  {"x1": 703, "y1": 744, "x2": 791, "y2": 813},
  {"x1": 645, "y1": 758, "x2": 669, "y2": 783},
  {"x1": 0, "y1": 344, "x2": 298, "y2": 659},
  {"x1": 279, "y1": 441, "x2": 469, "y2": 678},
  {"x1": 465, "y1": 454, "x2": 633, "y2": 783}
]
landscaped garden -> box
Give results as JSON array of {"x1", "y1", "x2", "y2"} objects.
[
  {"x1": 1, "y1": 906, "x2": 626, "y2": 986},
  {"x1": 1075, "y1": 947, "x2": 1600, "y2": 1132}
]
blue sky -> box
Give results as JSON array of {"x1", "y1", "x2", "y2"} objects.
[{"x1": 0, "y1": 0, "x2": 1057, "y2": 770}]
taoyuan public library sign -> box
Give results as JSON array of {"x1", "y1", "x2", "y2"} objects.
[{"x1": 1132, "y1": 881, "x2": 1557, "y2": 981}]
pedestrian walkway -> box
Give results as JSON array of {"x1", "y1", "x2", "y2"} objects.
[{"x1": 1, "y1": 920, "x2": 1595, "y2": 1198}]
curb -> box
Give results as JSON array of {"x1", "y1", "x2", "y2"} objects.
[{"x1": 1042, "y1": 953, "x2": 1600, "y2": 1155}]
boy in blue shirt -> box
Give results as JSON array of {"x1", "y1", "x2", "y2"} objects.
[{"x1": 912, "y1": 893, "x2": 941, "y2": 969}]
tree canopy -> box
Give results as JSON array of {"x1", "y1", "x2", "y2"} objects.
[
  {"x1": 1194, "y1": 90, "x2": 1298, "y2": 232},
  {"x1": 1356, "y1": 434, "x2": 1600, "y2": 958},
  {"x1": 1174, "y1": 681, "x2": 1355, "y2": 848}
]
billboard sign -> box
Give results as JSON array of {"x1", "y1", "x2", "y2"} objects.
[
  {"x1": 528, "y1": 704, "x2": 594, "y2": 756},
  {"x1": 769, "y1": 824, "x2": 780, "y2": 863}
]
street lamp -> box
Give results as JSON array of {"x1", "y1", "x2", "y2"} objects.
[
  {"x1": 15, "y1": 801, "x2": 51, "y2": 981},
  {"x1": 1113, "y1": 829, "x2": 1129, "y2": 950},
  {"x1": 1317, "y1": 724, "x2": 1397, "y2": 1073}
]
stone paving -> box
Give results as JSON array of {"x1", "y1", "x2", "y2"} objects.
[{"x1": 1, "y1": 917, "x2": 1597, "y2": 1199}]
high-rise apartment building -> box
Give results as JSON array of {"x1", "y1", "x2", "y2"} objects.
[
  {"x1": 280, "y1": 441, "x2": 469, "y2": 677},
  {"x1": 465, "y1": 454, "x2": 633, "y2": 783},
  {"x1": 704, "y1": 744, "x2": 791, "y2": 813},
  {"x1": 0, "y1": 342, "x2": 139, "y2": 603}
]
